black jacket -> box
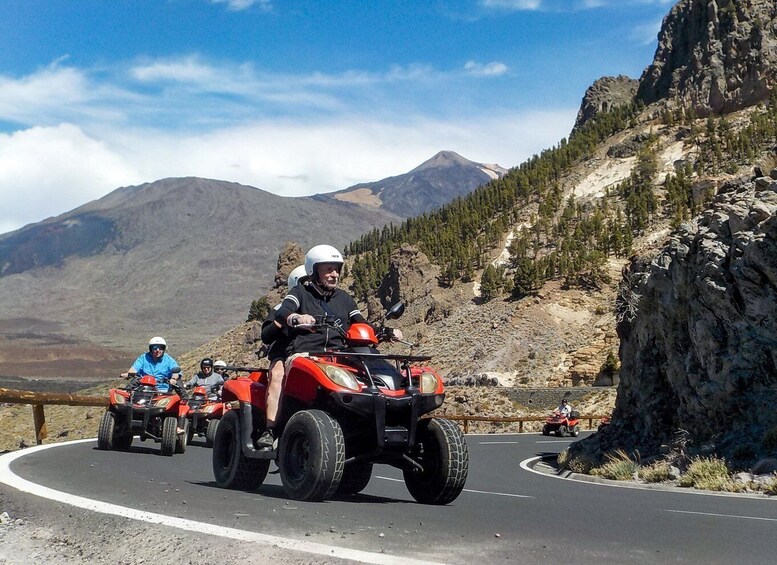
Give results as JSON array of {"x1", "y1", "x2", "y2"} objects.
[{"x1": 275, "y1": 282, "x2": 366, "y2": 354}]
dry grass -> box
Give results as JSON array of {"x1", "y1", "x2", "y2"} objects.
[
  {"x1": 677, "y1": 456, "x2": 745, "y2": 492},
  {"x1": 638, "y1": 460, "x2": 672, "y2": 483},
  {"x1": 590, "y1": 449, "x2": 639, "y2": 480}
]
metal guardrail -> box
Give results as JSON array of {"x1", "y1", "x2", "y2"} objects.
[
  {"x1": 441, "y1": 414, "x2": 610, "y2": 433},
  {"x1": 0, "y1": 387, "x2": 608, "y2": 445},
  {"x1": 0, "y1": 387, "x2": 108, "y2": 445}
]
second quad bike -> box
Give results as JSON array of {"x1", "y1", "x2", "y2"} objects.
[
  {"x1": 184, "y1": 384, "x2": 228, "y2": 447},
  {"x1": 212, "y1": 303, "x2": 469, "y2": 504},
  {"x1": 542, "y1": 410, "x2": 581, "y2": 437},
  {"x1": 97, "y1": 374, "x2": 189, "y2": 456}
]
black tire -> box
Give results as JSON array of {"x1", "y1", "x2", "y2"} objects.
[
  {"x1": 403, "y1": 418, "x2": 468, "y2": 505},
  {"x1": 115, "y1": 429, "x2": 133, "y2": 451},
  {"x1": 542, "y1": 424, "x2": 550, "y2": 436},
  {"x1": 97, "y1": 411, "x2": 115, "y2": 450},
  {"x1": 212, "y1": 410, "x2": 269, "y2": 490},
  {"x1": 336, "y1": 462, "x2": 373, "y2": 496},
  {"x1": 176, "y1": 420, "x2": 189, "y2": 454},
  {"x1": 161, "y1": 416, "x2": 177, "y2": 456},
  {"x1": 571, "y1": 424, "x2": 580, "y2": 437},
  {"x1": 556, "y1": 425, "x2": 567, "y2": 438},
  {"x1": 205, "y1": 419, "x2": 219, "y2": 448},
  {"x1": 279, "y1": 410, "x2": 345, "y2": 502}
]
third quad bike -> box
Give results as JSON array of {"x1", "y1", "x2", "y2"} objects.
[
  {"x1": 212, "y1": 303, "x2": 469, "y2": 504},
  {"x1": 184, "y1": 384, "x2": 228, "y2": 447},
  {"x1": 97, "y1": 374, "x2": 189, "y2": 456},
  {"x1": 542, "y1": 410, "x2": 581, "y2": 437}
]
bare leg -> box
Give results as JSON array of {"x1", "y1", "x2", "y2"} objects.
[{"x1": 265, "y1": 358, "x2": 285, "y2": 426}]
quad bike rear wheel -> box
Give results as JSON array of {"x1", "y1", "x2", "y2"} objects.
[
  {"x1": 336, "y1": 462, "x2": 373, "y2": 496},
  {"x1": 571, "y1": 424, "x2": 580, "y2": 437},
  {"x1": 175, "y1": 420, "x2": 189, "y2": 454},
  {"x1": 206, "y1": 419, "x2": 219, "y2": 448},
  {"x1": 212, "y1": 410, "x2": 269, "y2": 490},
  {"x1": 403, "y1": 418, "x2": 468, "y2": 505},
  {"x1": 161, "y1": 416, "x2": 178, "y2": 456},
  {"x1": 279, "y1": 409, "x2": 345, "y2": 502}
]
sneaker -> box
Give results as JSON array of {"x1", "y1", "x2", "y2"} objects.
[{"x1": 256, "y1": 429, "x2": 274, "y2": 449}]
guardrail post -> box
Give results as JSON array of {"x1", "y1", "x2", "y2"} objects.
[
  {"x1": 32, "y1": 404, "x2": 47, "y2": 444},
  {"x1": 519, "y1": 420, "x2": 523, "y2": 433},
  {"x1": 463, "y1": 418, "x2": 469, "y2": 434}
]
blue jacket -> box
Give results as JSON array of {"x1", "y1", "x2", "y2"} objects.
[{"x1": 131, "y1": 352, "x2": 180, "y2": 392}]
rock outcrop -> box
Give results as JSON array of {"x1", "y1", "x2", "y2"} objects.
[
  {"x1": 573, "y1": 75, "x2": 638, "y2": 132},
  {"x1": 571, "y1": 170, "x2": 777, "y2": 464},
  {"x1": 637, "y1": 0, "x2": 777, "y2": 116}
]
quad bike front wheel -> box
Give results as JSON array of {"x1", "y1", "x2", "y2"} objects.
[
  {"x1": 161, "y1": 416, "x2": 178, "y2": 456},
  {"x1": 336, "y1": 462, "x2": 373, "y2": 496},
  {"x1": 97, "y1": 412, "x2": 116, "y2": 450},
  {"x1": 403, "y1": 418, "x2": 468, "y2": 505},
  {"x1": 205, "y1": 419, "x2": 219, "y2": 448},
  {"x1": 556, "y1": 425, "x2": 567, "y2": 438},
  {"x1": 542, "y1": 424, "x2": 550, "y2": 436},
  {"x1": 279, "y1": 409, "x2": 345, "y2": 502},
  {"x1": 212, "y1": 410, "x2": 269, "y2": 490}
]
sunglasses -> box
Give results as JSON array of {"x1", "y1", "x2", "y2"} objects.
[{"x1": 150, "y1": 345, "x2": 166, "y2": 351}]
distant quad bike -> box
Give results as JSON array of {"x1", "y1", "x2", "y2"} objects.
[
  {"x1": 185, "y1": 384, "x2": 228, "y2": 448},
  {"x1": 212, "y1": 303, "x2": 469, "y2": 504},
  {"x1": 98, "y1": 373, "x2": 189, "y2": 456},
  {"x1": 542, "y1": 410, "x2": 581, "y2": 438}
]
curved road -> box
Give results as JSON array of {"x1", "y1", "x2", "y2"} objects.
[{"x1": 2, "y1": 432, "x2": 776, "y2": 564}]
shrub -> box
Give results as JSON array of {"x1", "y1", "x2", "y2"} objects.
[
  {"x1": 638, "y1": 460, "x2": 672, "y2": 483},
  {"x1": 568, "y1": 453, "x2": 597, "y2": 474},
  {"x1": 762, "y1": 427, "x2": 777, "y2": 452},
  {"x1": 678, "y1": 456, "x2": 744, "y2": 492},
  {"x1": 591, "y1": 449, "x2": 638, "y2": 480},
  {"x1": 762, "y1": 475, "x2": 777, "y2": 496}
]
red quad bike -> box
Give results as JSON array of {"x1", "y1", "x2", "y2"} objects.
[
  {"x1": 185, "y1": 384, "x2": 228, "y2": 448},
  {"x1": 542, "y1": 410, "x2": 581, "y2": 437},
  {"x1": 98, "y1": 373, "x2": 189, "y2": 456},
  {"x1": 212, "y1": 303, "x2": 469, "y2": 504}
]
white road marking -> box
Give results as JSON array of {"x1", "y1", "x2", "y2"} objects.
[
  {"x1": 666, "y1": 509, "x2": 777, "y2": 522},
  {"x1": 0, "y1": 440, "x2": 442, "y2": 565},
  {"x1": 376, "y1": 476, "x2": 534, "y2": 499}
]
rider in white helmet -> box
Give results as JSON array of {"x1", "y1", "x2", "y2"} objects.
[
  {"x1": 122, "y1": 336, "x2": 181, "y2": 392},
  {"x1": 213, "y1": 359, "x2": 229, "y2": 379},
  {"x1": 261, "y1": 245, "x2": 404, "y2": 450}
]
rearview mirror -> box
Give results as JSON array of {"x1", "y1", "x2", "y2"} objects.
[{"x1": 385, "y1": 302, "x2": 405, "y2": 320}]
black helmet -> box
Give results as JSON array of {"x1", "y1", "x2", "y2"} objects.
[{"x1": 200, "y1": 358, "x2": 214, "y2": 370}]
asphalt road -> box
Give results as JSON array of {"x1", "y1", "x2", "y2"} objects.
[{"x1": 3, "y1": 432, "x2": 777, "y2": 564}]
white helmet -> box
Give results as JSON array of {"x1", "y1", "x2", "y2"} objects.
[
  {"x1": 148, "y1": 336, "x2": 167, "y2": 350},
  {"x1": 213, "y1": 360, "x2": 227, "y2": 368},
  {"x1": 305, "y1": 244, "x2": 344, "y2": 278},
  {"x1": 287, "y1": 264, "x2": 307, "y2": 288}
]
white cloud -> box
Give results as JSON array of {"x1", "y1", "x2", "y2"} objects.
[
  {"x1": 481, "y1": 0, "x2": 673, "y2": 10},
  {"x1": 209, "y1": 0, "x2": 272, "y2": 12},
  {"x1": 0, "y1": 124, "x2": 142, "y2": 233},
  {"x1": 631, "y1": 18, "x2": 664, "y2": 46},
  {"x1": 0, "y1": 109, "x2": 576, "y2": 234},
  {"x1": 481, "y1": 0, "x2": 542, "y2": 9},
  {"x1": 463, "y1": 61, "x2": 509, "y2": 77}
]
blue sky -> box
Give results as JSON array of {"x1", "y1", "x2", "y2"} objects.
[{"x1": 0, "y1": 0, "x2": 674, "y2": 234}]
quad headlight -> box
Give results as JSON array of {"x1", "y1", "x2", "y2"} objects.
[
  {"x1": 418, "y1": 371, "x2": 439, "y2": 394},
  {"x1": 321, "y1": 364, "x2": 360, "y2": 391},
  {"x1": 152, "y1": 397, "x2": 173, "y2": 408}
]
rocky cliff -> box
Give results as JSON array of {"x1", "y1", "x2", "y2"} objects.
[
  {"x1": 637, "y1": 0, "x2": 777, "y2": 115},
  {"x1": 573, "y1": 75, "x2": 638, "y2": 132},
  {"x1": 570, "y1": 169, "x2": 777, "y2": 465}
]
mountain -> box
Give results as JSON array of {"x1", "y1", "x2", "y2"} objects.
[
  {"x1": 315, "y1": 151, "x2": 506, "y2": 218},
  {"x1": 0, "y1": 150, "x2": 502, "y2": 379},
  {"x1": 205, "y1": 0, "x2": 775, "y2": 469}
]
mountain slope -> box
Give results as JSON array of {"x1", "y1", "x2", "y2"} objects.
[{"x1": 318, "y1": 150, "x2": 506, "y2": 218}]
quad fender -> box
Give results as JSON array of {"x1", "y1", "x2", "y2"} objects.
[
  {"x1": 284, "y1": 356, "x2": 340, "y2": 402},
  {"x1": 222, "y1": 378, "x2": 267, "y2": 408}
]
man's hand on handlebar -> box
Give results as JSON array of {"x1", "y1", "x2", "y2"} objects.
[{"x1": 287, "y1": 313, "x2": 317, "y2": 328}]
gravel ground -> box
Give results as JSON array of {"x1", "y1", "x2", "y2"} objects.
[{"x1": 0, "y1": 485, "x2": 354, "y2": 565}]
